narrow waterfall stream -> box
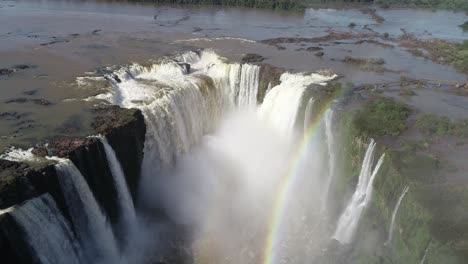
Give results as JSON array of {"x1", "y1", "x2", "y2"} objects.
[
  {"x1": 386, "y1": 185, "x2": 410, "y2": 246},
  {"x1": 333, "y1": 139, "x2": 385, "y2": 244},
  {"x1": 55, "y1": 160, "x2": 121, "y2": 263},
  {"x1": 100, "y1": 136, "x2": 137, "y2": 245}
]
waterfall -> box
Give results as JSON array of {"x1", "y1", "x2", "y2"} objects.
[
  {"x1": 321, "y1": 109, "x2": 335, "y2": 212},
  {"x1": 333, "y1": 139, "x2": 385, "y2": 244},
  {"x1": 55, "y1": 159, "x2": 121, "y2": 263},
  {"x1": 258, "y1": 72, "x2": 335, "y2": 140},
  {"x1": 99, "y1": 136, "x2": 137, "y2": 243},
  {"x1": 238, "y1": 64, "x2": 260, "y2": 108},
  {"x1": 420, "y1": 240, "x2": 432, "y2": 264},
  {"x1": 107, "y1": 51, "x2": 261, "y2": 172},
  {"x1": 303, "y1": 98, "x2": 315, "y2": 134},
  {"x1": 386, "y1": 185, "x2": 410, "y2": 246},
  {"x1": 8, "y1": 194, "x2": 83, "y2": 264}
]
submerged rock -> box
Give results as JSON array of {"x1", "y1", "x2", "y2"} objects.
[
  {"x1": 0, "y1": 68, "x2": 13, "y2": 76},
  {"x1": 4, "y1": 98, "x2": 53, "y2": 106},
  {"x1": 241, "y1": 53, "x2": 266, "y2": 64}
]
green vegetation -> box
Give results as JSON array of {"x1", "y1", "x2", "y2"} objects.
[
  {"x1": 416, "y1": 113, "x2": 468, "y2": 138},
  {"x1": 331, "y1": 108, "x2": 466, "y2": 264},
  {"x1": 374, "y1": 0, "x2": 468, "y2": 12},
  {"x1": 399, "y1": 87, "x2": 416, "y2": 97},
  {"x1": 146, "y1": 0, "x2": 306, "y2": 10},
  {"x1": 123, "y1": 0, "x2": 468, "y2": 12},
  {"x1": 354, "y1": 97, "x2": 411, "y2": 137},
  {"x1": 460, "y1": 21, "x2": 468, "y2": 31},
  {"x1": 404, "y1": 39, "x2": 468, "y2": 74}
]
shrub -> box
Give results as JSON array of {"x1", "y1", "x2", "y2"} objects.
[
  {"x1": 354, "y1": 97, "x2": 412, "y2": 137},
  {"x1": 416, "y1": 114, "x2": 452, "y2": 136}
]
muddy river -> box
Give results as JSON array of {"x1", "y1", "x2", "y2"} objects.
[{"x1": 0, "y1": 0, "x2": 467, "y2": 150}]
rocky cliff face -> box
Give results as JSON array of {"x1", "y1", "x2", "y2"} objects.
[{"x1": 0, "y1": 105, "x2": 146, "y2": 263}]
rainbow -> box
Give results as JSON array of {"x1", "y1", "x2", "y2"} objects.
[{"x1": 262, "y1": 98, "x2": 337, "y2": 264}]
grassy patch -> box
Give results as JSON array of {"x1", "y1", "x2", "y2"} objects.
[
  {"x1": 416, "y1": 114, "x2": 468, "y2": 139},
  {"x1": 401, "y1": 38, "x2": 468, "y2": 74},
  {"x1": 399, "y1": 87, "x2": 416, "y2": 97},
  {"x1": 354, "y1": 97, "x2": 411, "y2": 137},
  {"x1": 459, "y1": 21, "x2": 468, "y2": 31}
]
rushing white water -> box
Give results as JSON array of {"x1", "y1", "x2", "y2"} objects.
[
  {"x1": 420, "y1": 240, "x2": 432, "y2": 264},
  {"x1": 9, "y1": 194, "x2": 83, "y2": 264},
  {"x1": 106, "y1": 51, "x2": 260, "y2": 173},
  {"x1": 0, "y1": 147, "x2": 44, "y2": 163},
  {"x1": 333, "y1": 139, "x2": 385, "y2": 244},
  {"x1": 99, "y1": 136, "x2": 137, "y2": 245},
  {"x1": 386, "y1": 185, "x2": 410, "y2": 245},
  {"x1": 238, "y1": 64, "x2": 260, "y2": 108},
  {"x1": 54, "y1": 159, "x2": 121, "y2": 263},
  {"x1": 303, "y1": 98, "x2": 315, "y2": 134},
  {"x1": 258, "y1": 72, "x2": 336, "y2": 140},
  {"x1": 321, "y1": 109, "x2": 335, "y2": 212}
]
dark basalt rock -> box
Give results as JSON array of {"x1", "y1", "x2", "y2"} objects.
[
  {"x1": 22, "y1": 89, "x2": 38, "y2": 96},
  {"x1": 306, "y1": 46, "x2": 323, "y2": 52},
  {"x1": 12, "y1": 65, "x2": 32, "y2": 70},
  {"x1": 178, "y1": 62, "x2": 191, "y2": 74},
  {"x1": 257, "y1": 64, "x2": 284, "y2": 104},
  {"x1": 241, "y1": 53, "x2": 265, "y2": 64},
  {"x1": 4, "y1": 98, "x2": 53, "y2": 106},
  {"x1": 0, "y1": 112, "x2": 29, "y2": 121},
  {"x1": 0, "y1": 68, "x2": 14, "y2": 76},
  {"x1": 92, "y1": 105, "x2": 146, "y2": 198},
  {"x1": 315, "y1": 51, "x2": 325, "y2": 57},
  {"x1": 0, "y1": 159, "x2": 67, "y2": 221}
]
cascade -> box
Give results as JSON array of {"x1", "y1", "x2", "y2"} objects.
[
  {"x1": 385, "y1": 185, "x2": 410, "y2": 245},
  {"x1": 333, "y1": 139, "x2": 385, "y2": 244},
  {"x1": 303, "y1": 98, "x2": 315, "y2": 134},
  {"x1": 420, "y1": 240, "x2": 432, "y2": 264},
  {"x1": 108, "y1": 51, "x2": 261, "y2": 174},
  {"x1": 55, "y1": 159, "x2": 121, "y2": 263},
  {"x1": 8, "y1": 194, "x2": 83, "y2": 264},
  {"x1": 321, "y1": 109, "x2": 335, "y2": 212},
  {"x1": 258, "y1": 72, "x2": 335, "y2": 140},
  {"x1": 99, "y1": 136, "x2": 137, "y2": 244}
]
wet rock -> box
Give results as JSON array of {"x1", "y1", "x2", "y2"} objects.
[
  {"x1": 92, "y1": 105, "x2": 146, "y2": 197},
  {"x1": 92, "y1": 29, "x2": 102, "y2": 35},
  {"x1": 343, "y1": 56, "x2": 385, "y2": 65},
  {"x1": 0, "y1": 112, "x2": 29, "y2": 121},
  {"x1": 315, "y1": 51, "x2": 325, "y2": 57},
  {"x1": 69, "y1": 33, "x2": 80, "y2": 38},
  {"x1": 306, "y1": 46, "x2": 323, "y2": 52},
  {"x1": 31, "y1": 146, "x2": 48, "y2": 157},
  {"x1": 4, "y1": 98, "x2": 53, "y2": 106},
  {"x1": 348, "y1": 22, "x2": 357, "y2": 28},
  {"x1": 12, "y1": 65, "x2": 32, "y2": 70},
  {"x1": 178, "y1": 62, "x2": 191, "y2": 73},
  {"x1": 241, "y1": 53, "x2": 265, "y2": 64},
  {"x1": 257, "y1": 64, "x2": 284, "y2": 104},
  {"x1": 0, "y1": 159, "x2": 63, "y2": 212},
  {"x1": 0, "y1": 68, "x2": 13, "y2": 76},
  {"x1": 113, "y1": 74, "x2": 122, "y2": 83},
  {"x1": 22, "y1": 89, "x2": 38, "y2": 96},
  {"x1": 40, "y1": 39, "x2": 70, "y2": 46}
]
